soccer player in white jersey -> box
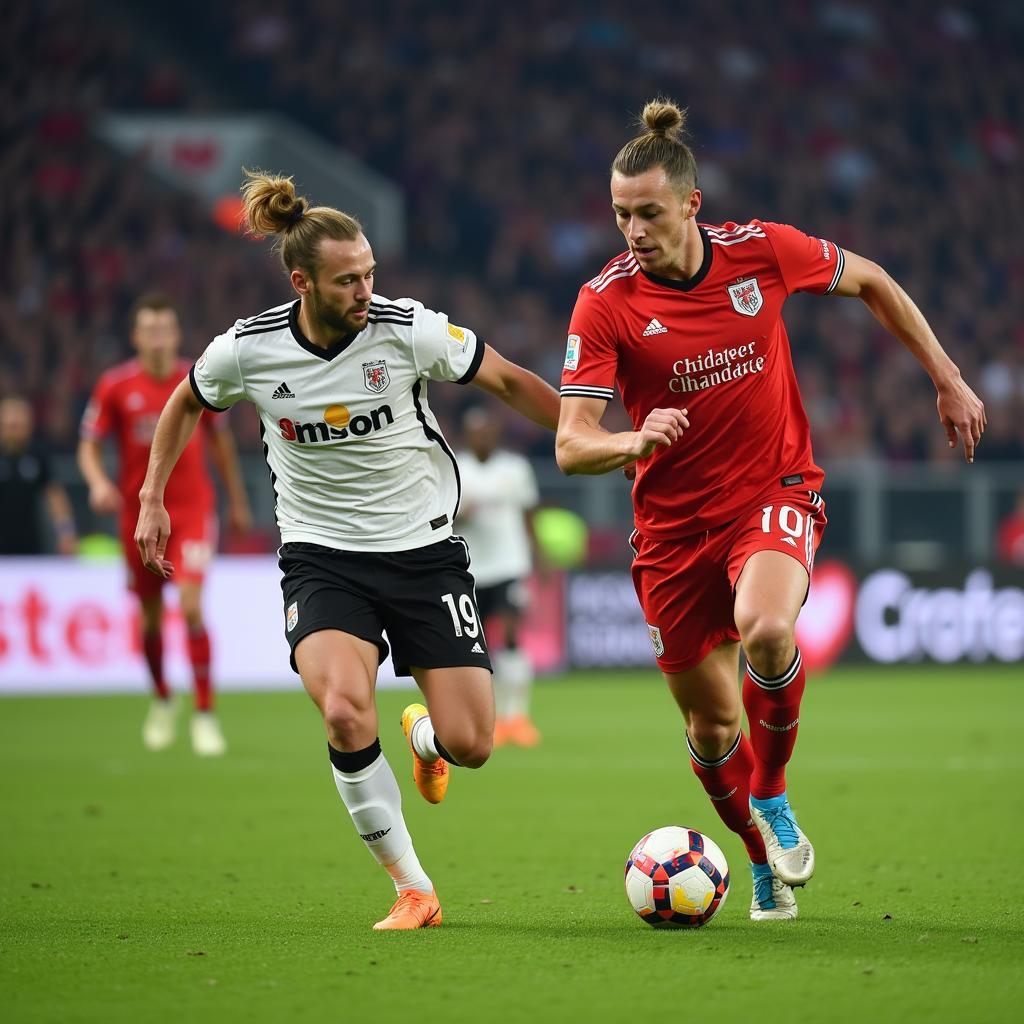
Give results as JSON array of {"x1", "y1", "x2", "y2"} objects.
[
  {"x1": 134, "y1": 171, "x2": 561, "y2": 931},
  {"x1": 456, "y1": 406, "x2": 542, "y2": 747}
]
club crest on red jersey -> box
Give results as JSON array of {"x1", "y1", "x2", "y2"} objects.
[
  {"x1": 727, "y1": 277, "x2": 763, "y2": 317},
  {"x1": 362, "y1": 360, "x2": 390, "y2": 394}
]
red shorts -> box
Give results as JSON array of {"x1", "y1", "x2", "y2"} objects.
[
  {"x1": 123, "y1": 509, "x2": 218, "y2": 599},
  {"x1": 630, "y1": 487, "x2": 827, "y2": 673}
]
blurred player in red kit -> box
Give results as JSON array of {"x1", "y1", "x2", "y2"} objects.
[
  {"x1": 556, "y1": 99, "x2": 986, "y2": 921},
  {"x1": 78, "y1": 294, "x2": 252, "y2": 755}
]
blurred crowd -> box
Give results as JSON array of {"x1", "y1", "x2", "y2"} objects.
[{"x1": 2, "y1": 0, "x2": 1022, "y2": 463}]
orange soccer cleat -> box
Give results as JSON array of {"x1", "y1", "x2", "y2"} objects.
[
  {"x1": 503, "y1": 714, "x2": 542, "y2": 748},
  {"x1": 492, "y1": 717, "x2": 512, "y2": 748},
  {"x1": 373, "y1": 889, "x2": 443, "y2": 930},
  {"x1": 401, "y1": 703, "x2": 449, "y2": 804}
]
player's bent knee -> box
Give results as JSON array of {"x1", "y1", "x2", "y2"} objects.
[
  {"x1": 321, "y1": 693, "x2": 374, "y2": 743},
  {"x1": 688, "y1": 719, "x2": 738, "y2": 761},
  {"x1": 740, "y1": 616, "x2": 795, "y2": 669},
  {"x1": 456, "y1": 745, "x2": 491, "y2": 770},
  {"x1": 442, "y1": 731, "x2": 492, "y2": 769}
]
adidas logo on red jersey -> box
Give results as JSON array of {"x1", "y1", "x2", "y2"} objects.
[{"x1": 642, "y1": 318, "x2": 668, "y2": 336}]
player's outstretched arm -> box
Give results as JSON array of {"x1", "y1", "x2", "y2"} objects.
[
  {"x1": 833, "y1": 248, "x2": 986, "y2": 463},
  {"x1": 77, "y1": 437, "x2": 122, "y2": 516},
  {"x1": 207, "y1": 425, "x2": 253, "y2": 535},
  {"x1": 471, "y1": 345, "x2": 561, "y2": 430},
  {"x1": 556, "y1": 396, "x2": 689, "y2": 476},
  {"x1": 135, "y1": 377, "x2": 204, "y2": 578}
]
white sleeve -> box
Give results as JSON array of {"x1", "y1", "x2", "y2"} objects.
[
  {"x1": 517, "y1": 456, "x2": 540, "y2": 510},
  {"x1": 190, "y1": 329, "x2": 246, "y2": 411},
  {"x1": 412, "y1": 303, "x2": 485, "y2": 384},
  {"x1": 457, "y1": 453, "x2": 482, "y2": 504}
]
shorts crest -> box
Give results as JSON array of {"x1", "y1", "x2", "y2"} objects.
[{"x1": 648, "y1": 623, "x2": 665, "y2": 658}]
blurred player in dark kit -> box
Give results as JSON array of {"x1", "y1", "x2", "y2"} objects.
[{"x1": 0, "y1": 396, "x2": 77, "y2": 556}]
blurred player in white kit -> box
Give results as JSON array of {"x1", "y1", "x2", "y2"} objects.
[{"x1": 457, "y1": 406, "x2": 542, "y2": 747}]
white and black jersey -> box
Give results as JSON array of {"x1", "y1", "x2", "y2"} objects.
[{"x1": 190, "y1": 296, "x2": 484, "y2": 552}]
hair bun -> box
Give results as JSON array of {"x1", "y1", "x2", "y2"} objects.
[{"x1": 641, "y1": 99, "x2": 687, "y2": 140}]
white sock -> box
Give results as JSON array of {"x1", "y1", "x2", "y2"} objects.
[
  {"x1": 331, "y1": 752, "x2": 432, "y2": 893},
  {"x1": 409, "y1": 714, "x2": 441, "y2": 763},
  {"x1": 494, "y1": 648, "x2": 533, "y2": 718}
]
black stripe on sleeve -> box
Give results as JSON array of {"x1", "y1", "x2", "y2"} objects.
[
  {"x1": 241, "y1": 305, "x2": 293, "y2": 328},
  {"x1": 189, "y1": 365, "x2": 228, "y2": 413},
  {"x1": 369, "y1": 301, "x2": 414, "y2": 317},
  {"x1": 559, "y1": 385, "x2": 614, "y2": 400},
  {"x1": 235, "y1": 318, "x2": 290, "y2": 339},
  {"x1": 456, "y1": 338, "x2": 486, "y2": 385},
  {"x1": 366, "y1": 316, "x2": 416, "y2": 327},
  {"x1": 825, "y1": 245, "x2": 845, "y2": 293}
]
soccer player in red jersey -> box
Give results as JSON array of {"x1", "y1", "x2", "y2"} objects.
[
  {"x1": 78, "y1": 294, "x2": 252, "y2": 756},
  {"x1": 556, "y1": 100, "x2": 986, "y2": 921}
]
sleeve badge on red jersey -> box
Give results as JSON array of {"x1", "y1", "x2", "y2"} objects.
[
  {"x1": 564, "y1": 334, "x2": 581, "y2": 371},
  {"x1": 727, "y1": 277, "x2": 763, "y2": 317}
]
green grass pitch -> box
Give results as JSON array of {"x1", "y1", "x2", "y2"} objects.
[{"x1": 2, "y1": 666, "x2": 1023, "y2": 1023}]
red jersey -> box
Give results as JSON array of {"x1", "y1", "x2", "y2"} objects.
[
  {"x1": 562, "y1": 220, "x2": 843, "y2": 539},
  {"x1": 81, "y1": 358, "x2": 218, "y2": 521}
]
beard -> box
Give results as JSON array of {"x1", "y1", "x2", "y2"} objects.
[{"x1": 309, "y1": 286, "x2": 366, "y2": 335}]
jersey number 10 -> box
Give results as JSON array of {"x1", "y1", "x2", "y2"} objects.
[{"x1": 760, "y1": 505, "x2": 805, "y2": 538}]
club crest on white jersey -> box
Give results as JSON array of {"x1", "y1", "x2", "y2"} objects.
[{"x1": 362, "y1": 360, "x2": 390, "y2": 393}]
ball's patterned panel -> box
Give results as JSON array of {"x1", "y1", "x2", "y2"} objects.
[
  {"x1": 625, "y1": 870, "x2": 653, "y2": 914},
  {"x1": 624, "y1": 825, "x2": 730, "y2": 929}
]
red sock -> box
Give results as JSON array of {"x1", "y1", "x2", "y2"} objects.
[
  {"x1": 688, "y1": 731, "x2": 767, "y2": 864},
  {"x1": 743, "y1": 648, "x2": 806, "y2": 799},
  {"x1": 187, "y1": 627, "x2": 213, "y2": 712},
  {"x1": 142, "y1": 631, "x2": 170, "y2": 700}
]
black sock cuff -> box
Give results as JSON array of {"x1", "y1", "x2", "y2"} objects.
[
  {"x1": 686, "y1": 730, "x2": 741, "y2": 769},
  {"x1": 433, "y1": 737, "x2": 460, "y2": 767},
  {"x1": 746, "y1": 647, "x2": 802, "y2": 689},
  {"x1": 328, "y1": 738, "x2": 382, "y2": 773}
]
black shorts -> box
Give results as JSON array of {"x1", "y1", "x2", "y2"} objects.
[
  {"x1": 475, "y1": 578, "x2": 529, "y2": 621},
  {"x1": 279, "y1": 538, "x2": 492, "y2": 677}
]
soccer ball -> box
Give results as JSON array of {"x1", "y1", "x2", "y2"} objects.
[{"x1": 624, "y1": 825, "x2": 730, "y2": 928}]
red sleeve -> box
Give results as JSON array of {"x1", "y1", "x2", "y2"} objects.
[
  {"x1": 560, "y1": 285, "x2": 618, "y2": 402},
  {"x1": 761, "y1": 221, "x2": 846, "y2": 296},
  {"x1": 80, "y1": 373, "x2": 117, "y2": 440}
]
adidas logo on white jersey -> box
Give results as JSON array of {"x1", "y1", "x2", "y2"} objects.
[
  {"x1": 471, "y1": 642, "x2": 484, "y2": 654},
  {"x1": 642, "y1": 318, "x2": 668, "y2": 336},
  {"x1": 272, "y1": 381, "x2": 295, "y2": 399}
]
